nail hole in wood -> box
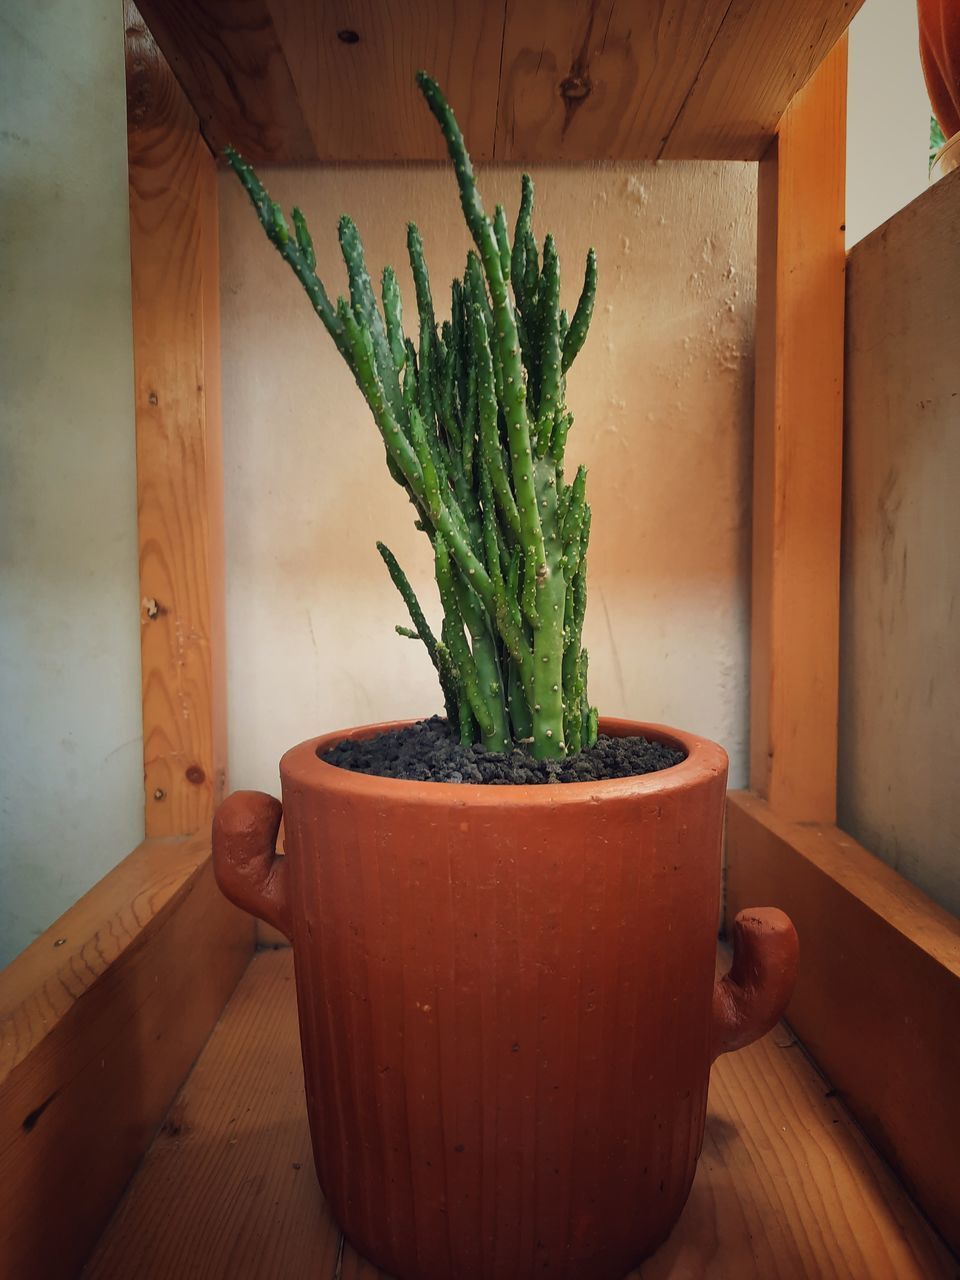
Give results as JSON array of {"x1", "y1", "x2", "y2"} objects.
[{"x1": 559, "y1": 74, "x2": 591, "y2": 102}]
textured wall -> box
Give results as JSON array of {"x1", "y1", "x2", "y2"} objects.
[
  {"x1": 219, "y1": 161, "x2": 757, "y2": 794},
  {"x1": 0, "y1": 1, "x2": 143, "y2": 964},
  {"x1": 840, "y1": 171, "x2": 960, "y2": 917}
]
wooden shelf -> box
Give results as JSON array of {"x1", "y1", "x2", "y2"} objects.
[
  {"x1": 84, "y1": 946, "x2": 955, "y2": 1279},
  {"x1": 131, "y1": 0, "x2": 864, "y2": 164}
]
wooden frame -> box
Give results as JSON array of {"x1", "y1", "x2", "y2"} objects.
[
  {"x1": 727, "y1": 36, "x2": 960, "y2": 1254},
  {"x1": 0, "y1": 836, "x2": 249, "y2": 1279},
  {"x1": 0, "y1": 10, "x2": 251, "y2": 1278},
  {"x1": 2, "y1": 6, "x2": 957, "y2": 1274},
  {"x1": 127, "y1": 0, "x2": 228, "y2": 838}
]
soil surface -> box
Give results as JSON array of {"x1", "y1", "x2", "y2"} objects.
[{"x1": 320, "y1": 716, "x2": 685, "y2": 784}]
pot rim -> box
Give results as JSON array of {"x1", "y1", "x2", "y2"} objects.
[{"x1": 279, "y1": 716, "x2": 728, "y2": 807}]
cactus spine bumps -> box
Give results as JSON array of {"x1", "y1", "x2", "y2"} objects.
[{"x1": 225, "y1": 72, "x2": 599, "y2": 760}]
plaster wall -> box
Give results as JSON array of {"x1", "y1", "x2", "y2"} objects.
[
  {"x1": 220, "y1": 161, "x2": 757, "y2": 794},
  {"x1": 0, "y1": 1, "x2": 143, "y2": 964}
]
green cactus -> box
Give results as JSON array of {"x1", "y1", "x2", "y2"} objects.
[{"x1": 225, "y1": 71, "x2": 599, "y2": 759}]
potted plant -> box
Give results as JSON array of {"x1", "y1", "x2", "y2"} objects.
[
  {"x1": 213, "y1": 73, "x2": 798, "y2": 1280},
  {"x1": 919, "y1": 0, "x2": 960, "y2": 178}
]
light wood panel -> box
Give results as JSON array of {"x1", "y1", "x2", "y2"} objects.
[
  {"x1": 132, "y1": 0, "x2": 863, "y2": 162},
  {"x1": 132, "y1": 0, "x2": 316, "y2": 163},
  {"x1": 726, "y1": 789, "x2": 960, "y2": 1257},
  {"x1": 0, "y1": 837, "x2": 252, "y2": 1280},
  {"x1": 86, "y1": 946, "x2": 955, "y2": 1279},
  {"x1": 494, "y1": 0, "x2": 731, "y2": 162},
  {"x1": 748, "y1": 42, "x2": 847, "y2": 823},
  {"x1": 136, "y1": 0, "x2": 505, "y2": 163},
  {"x1": 840, "y1": 165, "x2": 960, "y2": 917},
  {"x1": 268, "y1": 0, "x2": 505, "y2": 161},
  {"x1": 662, "y1": 0, "x2": 863, "y2": 159},
  {"x1": 127, "y1": 2, "x2": 228, "y2": 837}
]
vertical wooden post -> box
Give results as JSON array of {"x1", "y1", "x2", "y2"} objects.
[
  {"x1": 126, "y1": 1, "x2": 227, "y2": 836},
  {"x1": 749, "y1": 39, "x2": 847, "y2": 824}
]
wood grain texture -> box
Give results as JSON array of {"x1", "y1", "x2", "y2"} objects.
[
  {"x1": 839, "y1": 166, "x2": 960, "y2": 917},
  {"x1": 661, "y1": 0, "x2": 864, "y2": 159},
  {"x1": 0, "y1": 837, "x2": 253, "y2": 1280},
  {"x1": 133, "y1": 0, "x2": 864, "y2": 161},
  {"x1": 85, "y1": 946, "x2": 956, "y2": 1279},
  {"x1": 133, "y1": 0, "x2": 316, "y2": 162},
  {"x1": 127, "y1": 2, "x2": 228, "y2": 837},
  {"x1": 268, "y1": 0, "x2": 505, "y2": 162},
  {"x1": 494, "y1": 0, "x2": 730, "y2": 162},
  {"x1": 748, "y1": 42, "x2": 846, "y2": 823},
  {"x1": 726, "y1": 788, "x2": 960, "y2": 1256}
]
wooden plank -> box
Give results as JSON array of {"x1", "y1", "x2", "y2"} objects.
[
  {"x1": 87, "y1": 947, "x2": 955, "y2": 1278},
  {"x1": 494, "y1": 0, "x2": 731, "y2": 161},
  {"x1": 126, "y1": 2, "x2": 228, "y2": 837},
  {"x1": 131, "y1": 0, "x2": 864, "y2": 162},
  {"x1": 840, "y1": 166, "x2": 960, "y2": 917},
  {"x1": 662, "y1": 1, "x2": 864, "y2": 159},
  {"x1": 0, "y1": 838, "x2": 253, "y2": 1280},
  {"x1": 85, "y1": 948, "x2": 337, "y2": 1280},
  {"x1": 748, "y1": 42, "x2": 846, "y2": 823},
  {"x1": 726, "y1": 789, "x2": 960, "y2": 1256},
  {"x1": 268, "y1": 0, "x2": 506, "y2": 162},
  {"x1": 136, "y1": 0, "x2": 505, "y2": 163},
  {"x1": 132, "y1": 0, "x2": 317, "y2": 163}
]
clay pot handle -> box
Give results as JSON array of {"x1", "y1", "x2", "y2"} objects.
[
  {"x1": 212, "y1": 790, "x2": 291, "y2": 940},
  {"x1": 712, "y1": 908, "x2": 799, "y2": 1059}
]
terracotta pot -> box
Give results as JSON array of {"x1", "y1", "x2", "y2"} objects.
[
  {"x1": 918, "y1": 0, "x2": 960, "y2": 138},
  {"x1": 214, "y1": 718, "x2": 798, "y2": 1279}
]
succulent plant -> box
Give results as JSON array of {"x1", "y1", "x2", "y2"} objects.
[{"x1": 226, "y1": 73, "x2": 598, "y2": 759}]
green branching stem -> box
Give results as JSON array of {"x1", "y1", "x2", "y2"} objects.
[
  {"x1": 377, "y1": 542, "x2": 460, "y2": 724},
  {"x1": 226, "y1": 72, "x2": 600, "y2": 759}
]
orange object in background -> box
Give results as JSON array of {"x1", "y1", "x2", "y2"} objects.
[
  {"x1": 919, "y1": 0, "x2": 960, "y2": 136},
  {"x1": 213, "y1": 718, "x2": 798, "y2": 1280}
]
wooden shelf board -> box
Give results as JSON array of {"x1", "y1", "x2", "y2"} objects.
[
  {"x1": 132, "y1": 0, "x2": 865, "y2": 163},
  {"x1": 84, "y1": 947, "x2": 955, "y2": 1279},
  {"x1": 0, "y1": 837, "x2": 252, "y2": 1280}
]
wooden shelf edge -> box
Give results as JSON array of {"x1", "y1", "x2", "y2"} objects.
[
  {"x1": 0, "y1": 837, "x2": 254, "y2": 1280},
  {"x1": 1, "y1": 833, "x2": 207, "y2": 1081},
  {"x1": 725, "y1": 789, "x2": 960, "y2": 1255}
]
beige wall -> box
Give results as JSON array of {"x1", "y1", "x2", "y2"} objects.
[
  {"x1": 0, "y1": 1, "x2": 143, "y2": 964},
  {"x1": 220, "y1": 161, "x2": 757, "y2": 792},
  {"x1": 840, "y1": 171, "x2": 960, "y2": 918}
]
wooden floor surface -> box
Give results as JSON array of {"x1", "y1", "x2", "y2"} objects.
[{"x1": 84, "y1": 948, "x2": 957, "y2": 1280}]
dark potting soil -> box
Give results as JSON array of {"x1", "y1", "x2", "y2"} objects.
[{"x1": 320, "y1": 716, "x2": 685, "y2": 785}]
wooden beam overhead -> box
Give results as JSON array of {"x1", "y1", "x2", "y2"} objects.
[
  {"x1": 131, "y1": 0, "x2": 316, "y2": 163},
  {"x1": 661, "y1": 0, "x2": 864, "y2": 160},
  {"x1": 494, "y1": 0, "x2": 732, "y2": 162},
  {"x1": 267, "y1": 0, "x2": 506, "y2": 162},
  {"x1": 133, "y1": 0, "x2": 865, "y2": 164}
]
